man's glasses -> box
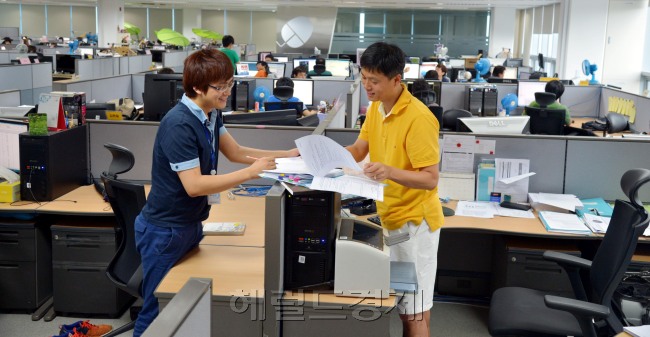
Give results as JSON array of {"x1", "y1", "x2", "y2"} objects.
[{"x1": 208, "y1": 80, "x2": 235, "y2": 93}]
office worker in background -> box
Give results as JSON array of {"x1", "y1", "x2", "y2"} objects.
[
  {"x1": 133, "y1": 49, "x2": 298, "y2": 336},
  {"x1": 307, "y1": 57, "x2": 332, "y2": 77},
  {"x1": 157, "y1": 67, "x2": 175, "y2": 74},
  {"x1": 219, "y1": 35, "x2": 240, "y2": 70},
  {"x1": 255, "y1": 61, "x2": 269, "y2": 78},
  {"x1": 2, "y1": 36, "x2": 12, "y2": 45},
  {"x1": 291, "y1": 65, "x2": 308, "y2": 79},
  {"x1": 492, "y1": 65, "x2": 505, "y2": 78},
  {"x1": 526, "y1": 79, "x2": 572, "y2": 125},
  {"x1": 267, "y1": 77, "x2": 318, "y2": 116},
  {"x1": 423, "y1": 70, "x2": 439, "y2": 80},
  {"x1": 346, "y1": 42, "x2": 442, "y2": 337},
  {"x1": 435, "y1": 63, "x2": 450, "y2": 82},
  {"x1": 264, "y1": 53, "x2": 275, "y2": 62}
]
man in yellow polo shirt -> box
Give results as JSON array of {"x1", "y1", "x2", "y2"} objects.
[{"x1": 346, "y1": 42, "x2": 443, "y2": 337}]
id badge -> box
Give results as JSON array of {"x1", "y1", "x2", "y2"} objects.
[{"x1": 208, "y1": 193, "x2": 221, "y2": 204}]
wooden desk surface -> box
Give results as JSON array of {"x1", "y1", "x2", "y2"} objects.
[
  {"x1": 155, "y1": 245, "x2": 265, "y2": 299},
  {"x1": 0, "y1": 200, "x2": 44, "y2": 213},
  {"x1": 36, "y1": 185, "x2": 114, "y2": 216},
  {"x1": 202, "y1": 194, "x2": 265, "y2": 247}
]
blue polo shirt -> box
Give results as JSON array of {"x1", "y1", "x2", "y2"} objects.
[
  {"x1": 140, "y1": 94, "x2": 226, "y2": 227},
  {"x1": 267, "y1": 95, "x2": 307, "y2": 112}
]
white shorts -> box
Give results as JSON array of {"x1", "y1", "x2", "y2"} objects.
[{"x1": 387, "y1": 220, "x2": 440, "y2": 315}]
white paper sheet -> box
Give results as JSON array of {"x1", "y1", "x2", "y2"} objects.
[
  {"x1": 310, "y1": 175, "x2": 384, "y2": 201},
  {"x1": 493, "y1": 158, "x2": 530, "y2": 202},
  {"x1": 441, "y1": 135, "x2": 476, "y2": 173},
  {"x1": 455, "y1": 201, "x2": 497, "y2": 218},
  {"x1": 474, "y1": 139, "x2": 496, "y2": 155},
  {"x1": 295, "y1": 135, "x2": 362, "y2": 177}
]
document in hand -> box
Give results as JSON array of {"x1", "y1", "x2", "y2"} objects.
[{"x1": 538, "y1": 211, "x2": 591, "y2": 235}]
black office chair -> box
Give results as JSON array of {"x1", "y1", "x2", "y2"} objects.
[
  {"x1": 100, "y1": 143, "x2": 146, "y2": 337},
  {"x1": 489, "y1": 168, "x2": 650, "y2": 337},
  {"x1": 441, "y1": 109, "x2": 473, "y2": 131},
  {"x1": 412, "y1": 90, "x2": 437, "y2": 106}
]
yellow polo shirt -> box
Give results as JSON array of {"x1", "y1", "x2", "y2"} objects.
[{"x1": 359, "y1": 84, "x2": 443, "y2": 232}]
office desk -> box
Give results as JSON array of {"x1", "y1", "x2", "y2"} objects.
[
  {"x1": 0, "y1": 200, "x2": 43, "y2": 213},
  {"x1": 202, "y1": 195, "x2": 266, "y2": 247},
  {"x1": 37, "y1": 185, "x2": 113, "y2": 216},
  {"x1": 155, "y1": 245, "x2": 265, "y2": 337}
]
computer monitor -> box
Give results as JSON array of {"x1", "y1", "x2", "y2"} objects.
[
  {"x1": 408, "y1": 56, "x2": 421, "y2": 64},
  {"x1": 324, "y1": 59, "x2": 351, "y2": 77},
  {"x1": 420, "y1": 62, "x2": 438, "y2": 78},
  {"x1": 275, "y1": 56, "x2": 289, "y2": 63},
  {"x1": 490, "y1": 66, "x2": 518, "y2": 80},
  {"x1": 264, "y1": 101, "x2": 304, "y2": 115},
  {"x1": 267, "y1": 63, "x2": 286, "y2": 78},
  {"x1": 239, "y1": 62, "x2": 258, "y2": 77},
  {"x1": 258, "y1": 51, "x2": 272, "y2": 61},
  {"x1": 448, "y1": 59, "x2": 465, "y2": 68},
  {"x1": 143, "y1": 73, "x2": 185, "y2": 121},
  {"x1": 0, "y1": 118, "x2": 28, "y2": 171},
  {"x1": 236, "y1": 63, "x2": 252, "y2": 76},
  {"x1": 504, "y1": 58, "x2": 523, "y2": 67},
  {"x1": 223, "y1": 109, "x2": 299, "y2": 126},
  {"x1": 55, "y1": 54, "x2": 80, "y2": 73},
  {"x1": 150, "y1": 49, "x2": 164, "y2": 63},
  {"x1": 293, "y1": 58, "x2": 316, "y2": 72},
  {"x1": 517, "y1": 80, "x2": 548, "y2": 106},
  {"x1": 458, "y1": 116, "x2": 530, "y2": 134},
  {"x1": 403, "y1": 64, "x2": 420, "y2": 80},
  {"x1": 273, "y1": 78, "x2": 313, "y2": 106},
  {"x1": 85, "y1": 103, "x2": 117, "y2": 120},
  {"x1": 524, "y1": 107, "x2": 566, "y2": 135}
]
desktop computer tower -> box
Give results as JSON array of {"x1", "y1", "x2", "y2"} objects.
[
  {"x1": 234, "y1": 79, "x2": 254, "y2": 111},
  {"x1": 482, "y1": 87, "x2": 498, "y2": 116},
  {"x1": 19, "y1": 125, "x2": 88, "y2": 202},
  {"x1": 283, "y1": 189, "x2": 340, "y2": 290},
  {"x1": 466, "y1": 86, "x2": 483, "y2": 116}
]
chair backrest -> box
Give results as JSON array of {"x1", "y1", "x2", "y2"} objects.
[
  {"x1": 412, "y1": 90, "x2": 436, "y2": 106},
  {"x1": 428, "y1": 105, "x2": 443, "y2": 127},
  {"x1": 272, "y1": 86, "x2": 293, "y2": 102},
  {"x1": 534, "y1": 92, "x2": 556, "y2": 108},
  {"x1": 590, "y1": 168, "x2": 650, "y2": 332},
  {"x1": 441, "y1": 109, "x2": 473, "y2": 131},
  {"x1": 525, "y1": 106, "x2": 566, "y2": 135},
  {"x1": 102, "y1": 175, "x2": 145, "y2": 298}
]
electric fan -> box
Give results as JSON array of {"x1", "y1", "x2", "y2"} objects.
[
  {"x1": 473, "y1": 58, "x2": 490, "y2": 83},
  {"x1": 86, "y1": 33, "x2": 98, "y2": 45},
  {"x1": 501, "y1": 93, "x2": 518, "y2": 116},
  {"x1": 68, "y1": 40, "x2": 79, "y2": 54},
  {"x1": 253, "y1": 86, "x2": 271, "y2": 111},
  {"x1": 15, "y1": 43, "x2": 28, "y2": 53},
  {"x1": 582, "y1": 59, "x2": 599, "y2": 85}
]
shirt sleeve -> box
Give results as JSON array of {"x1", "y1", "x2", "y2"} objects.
[
  {"x1": 406, "y1": 115, "x2": 440, "y2": 168},
  {"x1": 159, "y1": 121, "x2": 201, "y2": 172}
]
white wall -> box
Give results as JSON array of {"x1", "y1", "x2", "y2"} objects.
[
  {"x1": 98, "y1": 0, "x2": 124, "y2": 47},
  {"x1": 489, "y1": 7, "x2": 517, "y2": 58},
  {"x1": 602, "y1": 0, "x2": 648, "y2": 93},
  {"x1": 182, "y1": 8, "x2": 201, "y2": 43}
]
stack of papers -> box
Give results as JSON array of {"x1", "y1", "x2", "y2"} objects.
[
  {"x1": 538, "y1": 211, "x2": 591, "y2": 235},
  {"x1": 581, "y1": 213, "x2": 611, "y2": 233},
  {"x1": 203, "y1": 222, "x2": 246, "y2": 236},
  {"x1": 262, "y1": 135, "x2": 385, "y2": 201},
  {"x1": 454, "y1": 201, "x2": 535, "y2": 219},
  {"x1": 529, "y1": 193, "x2": 583, "y2": 213}
]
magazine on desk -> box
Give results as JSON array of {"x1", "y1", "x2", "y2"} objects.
[{"x1": 262, "y1": 135, "x2": 385, "y2": 201}]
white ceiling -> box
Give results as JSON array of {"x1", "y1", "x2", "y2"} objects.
[{"x1": 1, "y1": 0, "x2": 561, "y2": 11}]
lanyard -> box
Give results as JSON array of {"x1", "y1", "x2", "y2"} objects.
[{"x1": 203, "y1": 119, "x2": 216, "y2": 175}]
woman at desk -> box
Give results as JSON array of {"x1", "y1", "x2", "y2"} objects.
[
  {"x1": 254, "y1": 60, "x2": 269, "y2": 78},
  {"x1": 133, "y1": 49, "x2": 298, "y2": 336}
]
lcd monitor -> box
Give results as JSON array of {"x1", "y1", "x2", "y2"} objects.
[
  {"x1": 490, "y1": 66, "x2": 518, "y2": 79},
  {"x1": 275, "y1": 57, "x2": 289, "y2": 62},
  {"x1": 324, "y1": 59, "x2": 351, "y2": 78},
  {"x1": 458, "y1": 116, "x2": 530, "y2": 134},
  {"x1": 267, "y1": 63, "x2": 286, "y2": 78},
  {"x1": 239, "y1": 62, "x2": 258, "y2": 77},
  {"x1": 293, "y1": 58, "x2": 316, "y2": 72},
  {"x1": 236, "y1": 63, "x2": 252, "y2": 76},
  {"x1": 403, "y1": 64, "x2": 420, "y2": 80},
  {"x1": 420, "y1": 63, "x2": 438, "y2": 78},
  {"x1": 222, "y1": 109, "x2": 298, "y2": 126},
  {"x1": 264, "y1": 101, "x2": 304, "y2": 115},
  {"x1": 79, "y1": 47, "x2": 94, "y2": 59},
  {"x1": 55, "y1": 54, "x2": 80, "y2": 73},
  {"x1": 0, "y1": 118, "x2": 28, "y2": 171},
  {"x1": 143, "y1": 73, "x2": 185, "y2": 121},
  {"x1": 517, "y1": 80, "x2": 548, "y2": 106},
  {"x1": 85, "y1": 103, "x2": 117, "y2": 120},
  {"x1": 273, "y1": 79, "x2": 314, "y2": 106}
]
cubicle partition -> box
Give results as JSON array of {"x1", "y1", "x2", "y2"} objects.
[
  {"x1": 53, "y1": 74, "x2": 132, "y2": 103},
  {"x1": 600, "y1": 87, "x2": 650, "y2": 133},
  {"x1": 76, "y1": 57, "x2": 116, "y2": 80},
  {"x1": 0, "y1": 89, "x2": 21, "y2": 106},
  {"x1": 0, "y1": 62, "x2": 52, "y2": 105}
]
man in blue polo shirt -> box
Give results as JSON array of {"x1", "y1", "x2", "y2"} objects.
[{"x1": 133, "y1": 49, "x2": 298, "y2": 336}]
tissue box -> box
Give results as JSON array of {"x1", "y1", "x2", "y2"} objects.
[{"x1": 0, "y1": 181, "x2": 20, "y2": 203}]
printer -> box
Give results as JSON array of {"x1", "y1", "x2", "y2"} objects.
[{"x1": 334, "y1": 218, "x2": 391, "y2": 299}]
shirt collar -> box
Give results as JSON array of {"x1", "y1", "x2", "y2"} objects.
[
  {"x1": 378, "y1": 83, "x2": 412, "y2": 118},
  {"x1": 181, "y1": 93, "x2": 214, "y2": 125}
]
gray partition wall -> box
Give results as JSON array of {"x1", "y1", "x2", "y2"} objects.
[
  {"x1": 0, "y1": 63, "x2": 52, "y2": 105},
  {"x1": 600, "y1": 87, "x2": 650, "y2": 134},
  {"x1": 561, "y1": 85, "x2": 601, "y2": 118},
  {"x1": 53, "y1": 74, "x2": 132, "y2": 103},
  {"x1": 0, "y1": 89, "x2": 20, "y2": 106},
  {"x1": 565, "y1": 138, "x2": 650, "y2": 202}
]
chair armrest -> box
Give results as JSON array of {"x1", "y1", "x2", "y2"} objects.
[
  {"x1": 543, "y1": 251, "x2": 592, "y2": 269},
  {"x1": 544, "y1": 295, "x2": 609, "y2": 337},
  {"x1": 543, "y1": 250, "x2": 591, "y2": 301}
]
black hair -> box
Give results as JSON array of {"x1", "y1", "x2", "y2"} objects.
[
  {"x1": 222, "y1": 35, "x2": 234, "y2": 47},
  {"x1": 423, "y1": 70, "x2": 438, "y2": 80},
  {"x1": 291, "y1": 66, "x2": 307, "y2": 78},
  {"x1": 265, "y1": 53, "x2": 275, "y2": 61},
  {"x1": 492, "y1": 65, "x2": 506, "y2": 77},
  {"x1": 411, "y1": 79, "x2": 430, "y2": 93},
  {"x1": 359, "y1": 42, "x2": 405, "y2": 78},
  {"x1": 158, "y1": 67, "x2": 174, "y2": 74},
  {"x1": 257, "y1": 60, "x2": 270, "y2": 74},
  {"x1": 545, "y1": 80, "x2": 565, "y2": 99},
  {"x1": 276, "y1": 77, "x2": 294, "y2": 88},
  {"x1": 315, "y1": 58, "x2": 326, "y2": 65}
]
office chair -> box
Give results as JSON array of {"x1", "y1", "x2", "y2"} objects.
[
  {"x1": 429, "y1": 105, "x2": 443, "y2": 127},
  {"x1": 100, "y1": 143, "x2": 146, "y2": 337},
  {"x1": 525, "y1": 92, "x2": 566, "y2": 135},
  {"x1": 412, "y1": 90, "x2": 437, "y2": 106},
  {"x1": 441, "y1": 109, "x2": 473, "y2": 131},
  {"x1": 489, "y1": 168, "x2": 650, "y2": 337}
]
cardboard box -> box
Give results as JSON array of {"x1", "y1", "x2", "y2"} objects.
[{"x1": 0, "y1": 181, "x2": 20, "y2": 203}]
